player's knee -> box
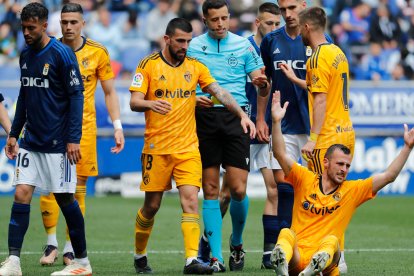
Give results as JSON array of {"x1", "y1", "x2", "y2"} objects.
[
  {"x1": 230, "y1": 187, "x2": 246, "y2": 201},
  {"x1": 14, "y1": 185, "x2": 33, "y2": 204},
  {"x1": 143, "y1": 201, "x2": 162, "y2": 217},
  {"x1": 202, "y1": 182, "x2": 220, "y2": 199}
]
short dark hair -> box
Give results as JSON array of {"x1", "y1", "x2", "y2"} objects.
[
  {"x1": 324, "y1": 144, "x2": 351, "y2": 159},
  {"x1": 298, "y1": 6, "x2": 326, "y2": 30},
  {"x1": 202, "y1": 0, "x2": 229, "y2": 16},
  {"x1": 258, "y1": 2, "x2": 280, "y2": 16},
  {"x1": 21, "y1": 2, "x2": 48, "y2": 22},
  {"x1": 166, "y1": 18, "x2": 193, "y2": 36},
  {"x1": 62, "y1": 3, "x2": 84, "y2": 14}
]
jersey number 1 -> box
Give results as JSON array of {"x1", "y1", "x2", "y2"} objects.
[{"x1": 341, "y1": 73, "x2": 349, "y2": 111}]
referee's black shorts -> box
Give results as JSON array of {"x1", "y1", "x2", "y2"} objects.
[{"x1": 195, "y1": 107, "x2": 250, "y2": 171}]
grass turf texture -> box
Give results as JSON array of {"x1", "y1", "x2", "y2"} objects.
[{"x1": 0, "y1": 195, "x2": 413, "y2": 275}]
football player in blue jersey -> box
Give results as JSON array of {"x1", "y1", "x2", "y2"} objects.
[
  {"x1": 0, "y1": 3, "x2": 92, "y2": 276},
  {"x1": 0, "y1": 93, "x2": 11, "y2": 135},
  {"x1": 187, "y1": 0, "x2": 268, "y2": 272}
]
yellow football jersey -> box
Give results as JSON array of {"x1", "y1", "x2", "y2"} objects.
[
  {"x1": 306, "y1": 43, "x2": 355, "y2": 149},
  {"x1": 129, "y1": 52, "x2": 216, "y2": 154},
  {"x1": 75, "y1": 37, "x2": 114, "y2": 134},
  {"x1": 286, "y1": 163, "x2": 375, "y2": 249}
]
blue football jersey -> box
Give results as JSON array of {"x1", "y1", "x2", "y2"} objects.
[
  {"x1": 261, "y1": 28, "x2": 332, "y2": 135},
  {"x1": 261, "y1": 28, "x2": 310, "y2": 135},
  {"x1": 10, "y1": 37, "x2": 84, "y2": 153}
]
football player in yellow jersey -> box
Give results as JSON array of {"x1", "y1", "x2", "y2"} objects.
[
  {"x1": 129, "y1": 18, "x2": 257, "y2": 274},
  {"x1": 270, "y1": 90, "x2": 414, "y2": 276},
  {"x1": 39, "y1": 3, "x2": 125, "y2": 266}
]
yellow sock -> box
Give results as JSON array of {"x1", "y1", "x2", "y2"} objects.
[
  {"x1": 40, "y1": 193, "x2": 59, "y2": 235},
  {"x1": 316, "y1": 235, "x2": 340, "y2": 269},
  {"x1": 181, "y1": 213, "x2": 200, "y2": 259},
  {"x1": 340, "y1": 234, "x2": 345, "y2": 251},
  {"x1": 65, "y1": 184, "x2": 87, "y2": 241},
  {"x1": 277, "y1": 228, "x2": 296, "y2": 262},
  {"x1": 135, "y1": 209, "x2": 154, "y2": 254}
]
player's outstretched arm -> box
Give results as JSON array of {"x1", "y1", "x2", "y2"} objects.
[
  {"x1": 271, "y1": 90, "x2": 294, "y2": 176},
  {"x1": 130, "y1": 91, "x2": 172, "y2": 115},
  {"x1": 372, "y1": 124, "x2": 414, "y2": 194},
  {"x1": 101, "y1": 79, "x2": 125, "y2": 154},
  {"x1": 279, "y1": 64, "x2": 307, "y2": 89},
  {"x1": 203, "y1": 82, "x2": 256, "y2": 139}
]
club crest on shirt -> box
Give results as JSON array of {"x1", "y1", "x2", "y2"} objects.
[
  {"x1": 131, "y1": 73, "x2": 143, "y2": 88},
  {"x1": 306, "y1": 46, "x2": 312, "y2": 57},
  {"x1": 43, "y1": 63, "x2": 49, "y2": 76},
  {"x1": 81, "y1": 58, "x2": 89, "y2": 68},
  {"x1": 184, "y1": 71, "x2": 192, "y2": 82},
  {"x1": 333, "y1": 192, "x2": 341, "y2": 201},
  {"x1": 227, "y1": 55, "x2": 238, "y2": 67}
]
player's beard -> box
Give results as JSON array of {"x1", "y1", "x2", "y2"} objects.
[{"x1": 169, "y1": 46, "x2": 186, "y2": 63}]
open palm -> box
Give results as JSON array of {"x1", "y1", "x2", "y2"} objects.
[
  {"x1": 271, "y1": 90, "x2": 289, "y2": 122},
  {"x1": 404, "y1": 124, "x2": 414, "y2": 149}
]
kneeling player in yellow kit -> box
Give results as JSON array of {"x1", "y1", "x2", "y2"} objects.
[
  {"x1": 270, "y1": 90, "x2": 414, "y2": 275},
  {"x1": 39, "y1": 3, "x2": 125, "y2": 266}
]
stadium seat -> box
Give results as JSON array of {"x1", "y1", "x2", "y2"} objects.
[{"x1": 119, "y1": 41, "x2": 151, "y2": 73}]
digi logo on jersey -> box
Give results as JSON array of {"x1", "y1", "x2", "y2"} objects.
[
  {"x1": 274, "y1": 60, "x2": 306, "y2": 70},
  {"x1": 21, "y1": 77, "x2": 49, "y2": 88},
  {"x1": 154, "y1": 88, "x2": 196, "y2": 99},
  {"x1": 302, "y1": 200, "x2": 340, "y2": 215}
]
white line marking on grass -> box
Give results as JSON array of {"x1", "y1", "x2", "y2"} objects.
[{"x1": 1, "y1": 248, "x2": 413, "y2": 255}]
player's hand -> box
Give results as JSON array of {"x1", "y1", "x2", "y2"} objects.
[
  {"x1": 150, "y1": 100, "x2": 172, "y2": 115},
  {"x1": 404, "y1": 124, "x2": 414, "y2": 149},
  {"x1": 5, "y1": 136, "x2": 18, "y2": 160},
  {"x1": 256, "y1": 119, "x2": 269, "y2": 143},
  {"x1": 279, "y1": 63, "x2": 297, "y2": 82},
  {"x1": 241, "y1": 115, "x2": 256, "y2": 139},
  {"x1": 301, "y1": 140, "x2": 315, "y2": 162},
  {"x1": 271, "y1": 90, "x2": 289, "y2": 123},
  {"x1": 111, "y1": 129, "x2": 125, "y2": 154},
  {"x1": 67, "y1": 143, "x2": 81, "y2": 165},
  {"x1": 251, "y1": 67, "x2": 269, "y2": 94},
  {"x1": 196, "y1": 96, "x2": 214, "y2": 108}
]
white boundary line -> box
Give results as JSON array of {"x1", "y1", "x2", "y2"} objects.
[{"x1": 0, "y1": 248, "x2": 413, "y2": 255}]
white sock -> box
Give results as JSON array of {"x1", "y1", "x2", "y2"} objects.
[
  {"x1": 63, "y1": 241, "x2": 74, "y2": 254},
  {"x1": 185, "y1": 257, "x2": 197, "y2": 266},
  {"x1": 74, "y1": 257, "x2": 89, "y2": 266},
  {"x1": 47, "y1": 234, "x2": 58, "y2": 248},
  {"x1": 134, "y1": 253, "x2": 147, "y2": 260}
]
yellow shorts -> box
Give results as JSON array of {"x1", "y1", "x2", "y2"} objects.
[
  {"x1": 76, "y1": 133, "x2": 98, "y2": 177},
  {"x1": 291, "y1": 246, "x2": 338, "y2": 274},
  {"x1": 140, "y1": 150, "x2": 202, "y2": 192},
  {"x1": 308, "y1": 143, "x2": 354, "y2": 175}
]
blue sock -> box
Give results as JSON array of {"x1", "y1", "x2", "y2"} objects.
[
  {"x1": 202, "y1": 200, "x2": 223, "y2": 263},
  {"x1": 277, "y1": 183, "x2": 294, "y2": 228},
  {"x1": 262, "y1": 215, "x2": 280, "y2": 251},
  {"x1": 8, "y1": 202, "x2": 30, "y2": 257},
  {"x1": 60, "y1": 200, "x2": 87, "y2": 258},
  {"x1": 229, "y1": 195, "x2": 249, "y2": 246}
]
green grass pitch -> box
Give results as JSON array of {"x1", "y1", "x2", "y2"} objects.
[{"x1": 0, "y1": 195, "x2": 413, "y2": 275}]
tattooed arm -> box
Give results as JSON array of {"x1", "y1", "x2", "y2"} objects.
[{"x1": 202, "y1": 82, "x2": 256, "y2": 138}]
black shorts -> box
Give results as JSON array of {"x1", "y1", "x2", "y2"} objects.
[{"x1": 195, "y1": 107, "x2": 250, "y2": 171}]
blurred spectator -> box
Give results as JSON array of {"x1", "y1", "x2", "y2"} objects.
[
  {"x1": 86, "y1": 5, "x2": 122, "y2": 60},
  {"x1": 177, "y1": 0, "x2": 200, "y2": 21},
  {"x1": 359, "y1": 42, "x2": 391, "y2": 80},
  {"x1": 190, "y1": 18, "x2": 204, "y2": 37},
  {"x1": 339, "y1": 1, "x2": 371, "y2": 46},
  {"x1": 369, "y1": 4, "x2": 402, "y2": 47},
  {"x1": 391, "y1": 62, "x2": 408, "y2": 80},
  {"x1": 145, "y1": 0, "x2": 176, "y2": 51},
  {"x1": 0, "y1": 21, "x2": 17, "y2": 60}
]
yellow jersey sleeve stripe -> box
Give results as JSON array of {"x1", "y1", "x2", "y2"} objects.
[
  {"x1": 139, "y1": 53, "x2": 160, "y2": 69},
  {"x1": 138, "y1": 53, "x2": 159, "y2": 69},
  {"x1": 85, "y1": 39, "x2": 109, "y2": 56}
]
